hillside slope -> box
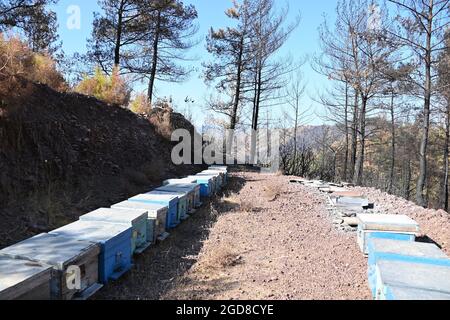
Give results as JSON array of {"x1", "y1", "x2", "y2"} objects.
[{"x1": 0, "y1": 76, "x2": 202, "y2": 248}]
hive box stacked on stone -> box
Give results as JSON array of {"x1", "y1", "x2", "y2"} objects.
[
  {"x1": 163, "y1": 180, "x2": 202, "y2": 208},
  {"x1": 196, "y1": 173, "x2": 221, "y2": 192},
  {"x1": 49, "y1": 221, "x2": 132, "y2": 284},
  {"x1": 356, "y1": 214, "x2": 419, "y2": 255},
  {"x1": 0, "y1": 233, "x2": 102, "y2": 300},
  {"x1": 375, "y1": 260, "x2": 450, "y2": 300},
  {"x1": 78, "y1": 208, "x2": 150, "y2": 254},
  {"x1": 129, "y1": 194, "x2": 179, "y2": 229},
  {"x1": 0, "y1": 256, "x2": 52, "y2": 300},
  {"x1": 147, "y1": 190, "x2": 187, "y2": 222},
  {"x1": 367, "y1": 238, "x2": 450, "y2": 298},
  {"x1": 332, "y1": 196, "x2": 371, "y2": 209},
  {"x1": 111, "y1": 201, "x2": 169, "y2": 243},
  {"x1": 188, "y1": 175, "x2": 215, "y2": 196},
  {"x1": 153, "y1": 187, "x2": 193, "y2": 216}
]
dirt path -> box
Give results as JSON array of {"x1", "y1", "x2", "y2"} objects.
[{"x1": 96, "y1": 171, "x2": 371, "y2": 300}]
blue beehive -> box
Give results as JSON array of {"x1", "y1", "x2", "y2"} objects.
[
  {"x1": 162, "y1": 180, "x2": 202, "y2": 208},
  {"x1": 381, "y1": 285, "x2": 450, "y2": 300},
  {"x1": 356, "y1": 214, "x2": 419, "y2": 255},
  {"x1": 149, "y1": 190, "x2": 188, "y2": 221},
  {"x1": 375, "y1": 260, "x2": 450, "y2": 300},
  {"x1": 209, "y1": 166, "x2": 229, "y2": 184},
  {"x1": 129, "y1": 194, "x2": 179, "y2": 229},
  {"x1": 367, "y1": 238, "x2": 450, "y2": 298},
  {"x1": 78, "y1": 208, "x2": 150, "y2": 254},
  {"x1": 188, "y1": 175, "x2": 214, "y2": 197},
  {"x1": 111, "y1": 201, "x2": 170, "y2": 242},
  {"x1": 202, "y1": 170, "x2": 226, "y2": 187},
  {"x1": 0, "y1": 256, "x2": 52, "y2": 300},
  {"x1": 154, "y1": 186, "x2": 195, "y2": 216},
  {"x1": 49, "y1": 221, "x2": 133, "y2": 284},
  {"x1": 0, "y1": 233, "x2": 102, "y2": 300},
  {"x1": 198, "y1": 171, "x2": 223, "y2": 190}
]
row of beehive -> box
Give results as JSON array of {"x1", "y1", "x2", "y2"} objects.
[
  {"x1": 0, "y1": 165, "x2": 229, "y2": 300},
  {"x1": 356, "y1": 213, "x2": 450, "y2": 300}
]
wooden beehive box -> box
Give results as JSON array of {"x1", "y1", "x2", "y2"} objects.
[
  {"x1": 208, "y1": 166, "x2": 229, "y2": 183},
  {"x1": 129, "y1": 194, "x2": 179, "y2": 229},
  {"x1": 0, "y1": 256, "x2": 52, "y2": 300},
  {"x1": 49, "y1": 221, "x2": 133, "y2": 284},
  {"x1": 148, "y1": 190, "x2": 188, "y2": 222},
  {"x1": 0, "y1": 233, "x2": 101, "y2": 300},
  {"x1": 162, "y1": 180, "x2": 202, "y2": 208},
  {"x1": 356, "y1": 214, "x2": 419, "y2": 254},
  {"x1": 367, "y1": 238, "x2": 450, "y2": 298},
  {"x1": 375, "y1": 260, "x2": 450, "y2": 300},
  {"x1": 111, "y1": 201, "x2": 169, "y2": 242},
  {"x1": 188, "y1": 175, "x2": 214, "y2": 196},
  {"x1": 78, "y1": 208, "x2": 150, "y2": 254},
  {"x1": 200, "y1": 170, "x2": 224, "y2": 188},
  {"x1": 155, "y1": 185, "x2": 197, "y2": 213}
]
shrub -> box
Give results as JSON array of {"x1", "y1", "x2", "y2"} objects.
[
  {"x1": 0, "y1": 33, "x2": 67, "y2": 92},
  {"x1": 129, "y1": 93, "x2": 151, "y2": 114},
  {"x1": 75, "y1": 66, "x2": 131, "y2": 106}
]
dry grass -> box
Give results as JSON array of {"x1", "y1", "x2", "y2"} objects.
[
  {"x1": 262, "y1": 183, "x2": 283, "y2": 202},
  {"x1": 195, "y1": 241, "x2": 243, "y2": 272}
]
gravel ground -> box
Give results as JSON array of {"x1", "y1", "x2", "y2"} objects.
[
  {"x1": 162, "y1": 172, "x2": 371, "y2": 300},
  {"x1": 96, "y1": 172, "x2": 449, "y2": 300}
]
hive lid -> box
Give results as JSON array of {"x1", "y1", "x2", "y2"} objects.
[
  {"x1": 386, "y1": 285, "x2": 450, "y2": 300},
  {"x1": 369, "y1": 239, "x2": 449, "y2": 260},
  {"x1": 0, "y1": 233, "x2": 99, "y2": 269},
  {"x1": 164, "y1": 178, "x2": 198, "y2": 185},
  {"x1": 111, "y1": 201, "x2": 167, "y2": 216},
  {"x1": 377, "y1": 260, "x2": 450, "y2": 294},
  {"x1": 50, "y1": 220, "x2": 131, "y2": 244},
  {"x1": 157, "y1": 184, "x2": 196, "y2": 193},
  {"x1": 0, "y1": 256, "x2": 52, "y2": 292},
  {"x1": 80, "y1": 208, "x2": 148, "y2": 225},
  {"x1": 149, "y1": 190, "x2": 188, "y2": 198},
  {"x1": 357, "y1": 214, "x2": 419, "y2": 232},
  {"x1": 130, "y1": 193, "x2": 178, "y2": 202}
]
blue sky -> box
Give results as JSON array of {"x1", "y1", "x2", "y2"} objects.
[{"x1": 52, "y1": 0, "x2": 338, "y2": 127}]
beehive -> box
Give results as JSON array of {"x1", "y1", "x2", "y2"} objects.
[
  {"x1": 0, "y1": 256, "x2": 52, "y2": 300},
  {"x1": 0, "y1": 233, "x2": 102, "y2": 300},
  {"x1": 380, "y1": 285, "x2": 450, "y2": 300},
  {"x1": 156, "y1": 184, "x2": 199, "y2": 213},
  {"x1": 129, "y1": 194, "x2": 179, "y2": 229},
  {"x1": 148, "y1": 190, "x2": 188, "y2": 221},
  {"x1": 356, "y1": 214, "x2": 419, "y2": 254},
  {"x1": 78, "y1": 208, "x2": 150, "y2": 254},
  {"x1": 375, "y1": 260, "x2": 450, "y2": 300},
  {"x1": 50, "y1": 221, "x2": 133, "y2": 284},
  {"x1": 162, "y1": 180, "x2": 202, "y2": 208},
  {"x1": 208, "y1": 166, "x2": 229, "y2": 184},
  {"x1": 111, "y1": 201, "x2": 169, "y2": 242},
  {"x1": 367, "y1": 238, "x2": 450, "y2": 298},
  {"x1": 199, "y1": 170, "x2": 224, "y2": 188},
  {"x1": 188, "y1": 175, "x2": 214, "y2": 196}
]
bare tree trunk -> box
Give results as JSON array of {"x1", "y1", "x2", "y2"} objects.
[
  {"x1": 388, "y1": 91, "x2": 396, "y2": 194},
  {"x1": 416, "y1": 5, "x2": 433, "y2": 208},
  {"x1": 343, "y1": 82, "x2": 349, "y2": 181},
  {"x1": 147, "y1": 11, "x2": 161, "y2": 106},
  {"x1": 250, "y1": 65, "x2": 262, "y2": 164},
  {"x1": 114, "y1": 1, "x2": 125, "y2": 68},
  {"x1": 441, "y1": 101, "x2": 450, "y2": 211},
  {"x1": 350, "y1": 90, "x2": 359, "y2": 180},
  {"x1": 353, "y1": 95, "x2": 366, "y2": 186}
]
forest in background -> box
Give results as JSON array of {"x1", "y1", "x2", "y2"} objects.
[{"x1": 0, "y1": 0, "x2": 449, "y2": 211}]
